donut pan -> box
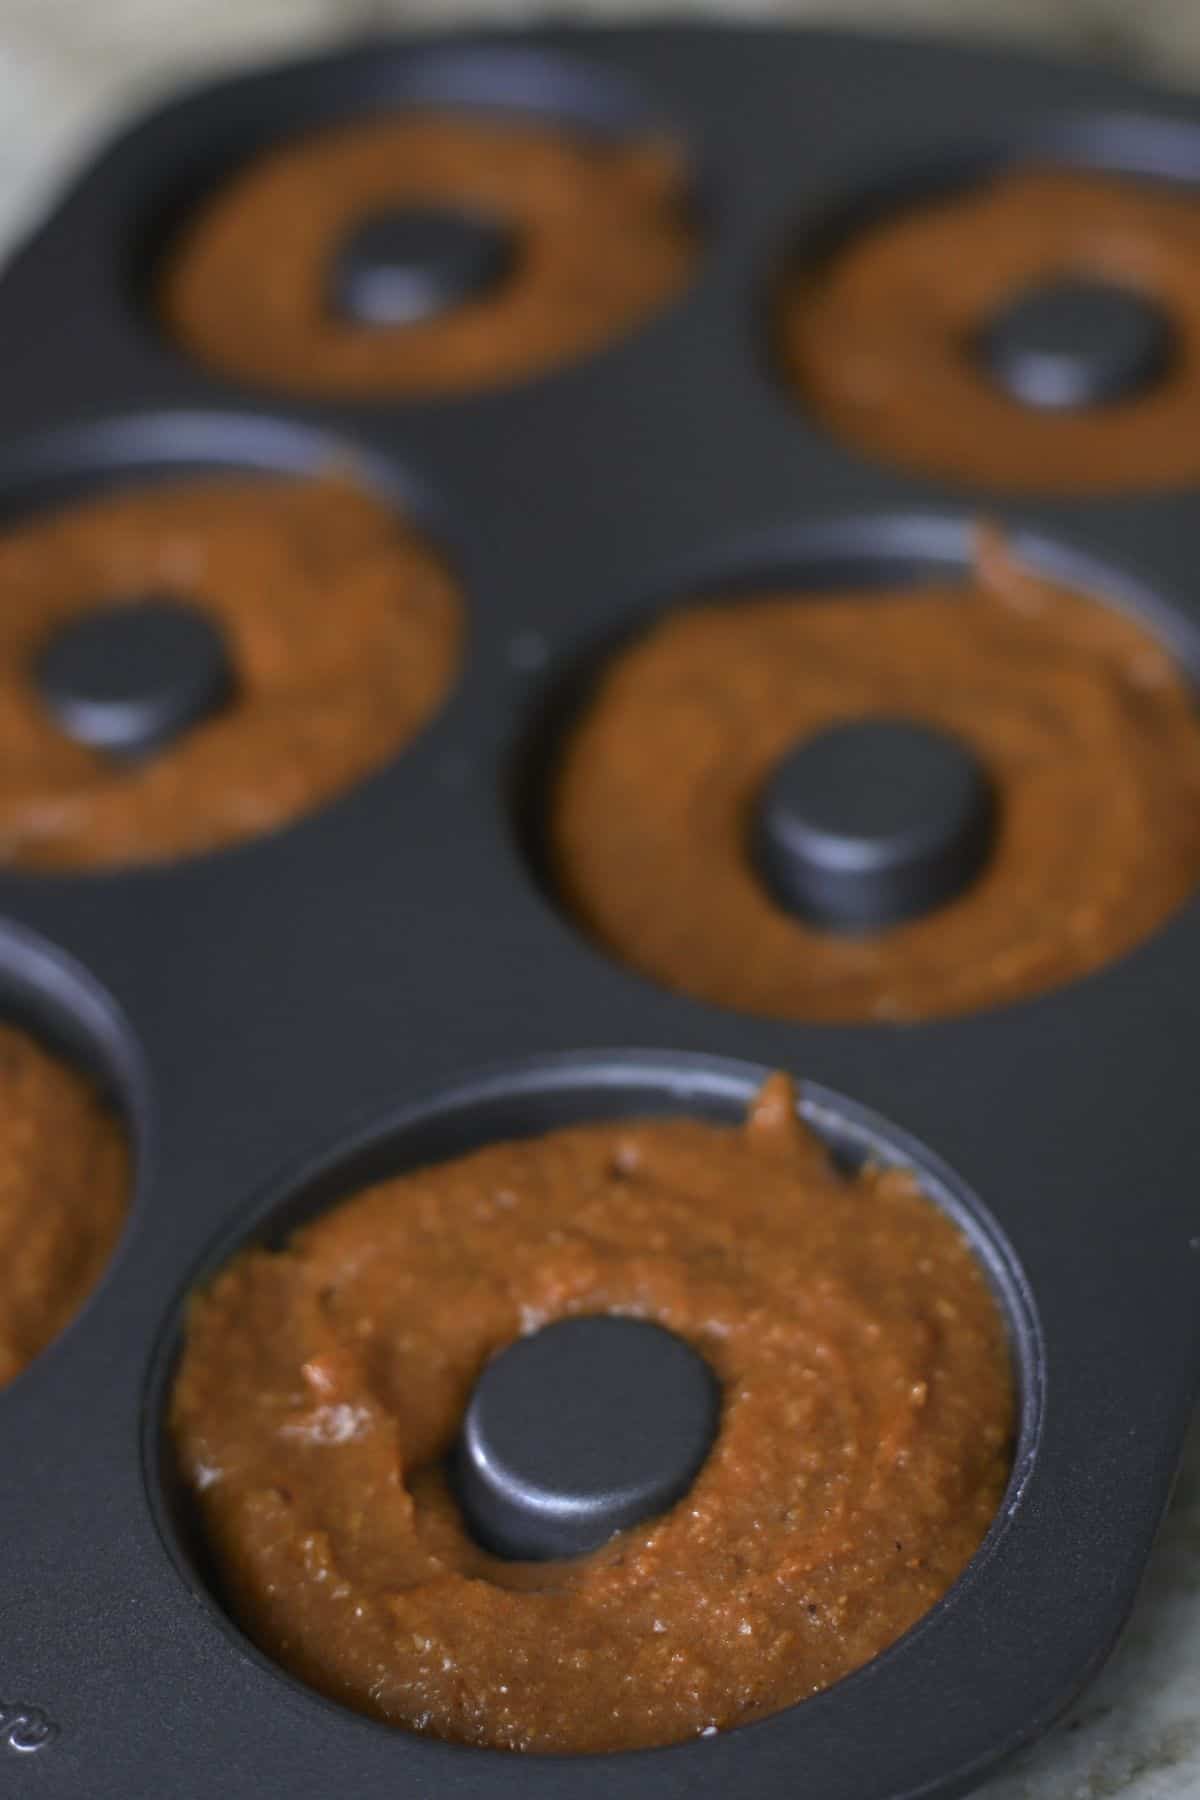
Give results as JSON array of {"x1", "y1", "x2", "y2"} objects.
[{"x1": 3, "y1": 21, "x2": 1200, "y2": 1800}]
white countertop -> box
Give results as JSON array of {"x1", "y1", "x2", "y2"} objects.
[{"x1": 3, "y1": 3, "x2": 1199, "y2": 1795}]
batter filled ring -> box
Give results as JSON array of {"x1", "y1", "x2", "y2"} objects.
[
  {"x1": 0, "y1": 473, "x2": 462, "y2": 870},
  {"x1": 549, "y1": 531, "x2": 1200, "y2": 1022},
  {"x1": 781, "y1": 168, "x2": 1200, "y2": 493},
  {"x1": 0, "y1": 1024, "x2": 129, "y2": 1388},
  {"x1": 170, "y1": 1073, "x2": 1013, "y2": 1753},
  {"x1": 160, "y1": 113, "x2": 695, "y2": 398}
]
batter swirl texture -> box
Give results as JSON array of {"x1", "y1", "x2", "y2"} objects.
[
  {"x1": 0, "y1": 1025, "x2": 128, "y2": 1388},
  {"x1": 0, "y1": 474, "x2": 461, "y2": 869},
  {"x1": 172, "y1": 1075, "x2": 1012, "y2": 1752},
  {"x1": 782, "y1": 169, "x2": 1200, "y2": 494},
  {"x1": 551, "y1": 534, "x2": 1200, "y2": 1021},
  {"x1": 161, "y1": 114, "x2": 694, "y2": 398}
]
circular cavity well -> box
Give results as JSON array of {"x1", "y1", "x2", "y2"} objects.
[
  {"x1": 0, "y1": 425, "x2": 463, "y2": 870},
  {"x1": 154, "y1": 1053, "x2": 1036, "y2": 1756},
  {"x1": 542, "y1": 520, "x2": 1200, "y2": 1021},
  {"x1": 155, "y1": 51, "x2": 699, "y2": 398},
  {"x1": 778, "y1": 151, "x2": 1200, "y2": 492}
]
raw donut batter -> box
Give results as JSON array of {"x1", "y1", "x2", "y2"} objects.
[
  {"x1": 781, "y1": 168, "x2": 1200, "y2": 493},
  {"x1": 550, "y1": 532, "x2": 1200, "y2": 1021},
  {"x1": 160, "y1": 113, "x2": 695, "y2": 397},
  {"x1": 0, "y1": 473, "x2": 462, "y2": 869},
  {"x1": 171, "y1": 1074, "x2": 1013, "y2": 1753},
  {"x1": 0, "y1": 1024, "x2": 129, "y2": 1388}
]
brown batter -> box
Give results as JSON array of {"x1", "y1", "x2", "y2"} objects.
[
  {"x1": 171, "y1": 1074, "x2": 1012, "y2": 1752},
  {"x1": 0, "y1": 473, "x2": 461, "y2": 869},
  {"x1": 160, "y1": 113, "x2": 694, "y2": 398},
  {"x1": 550, "y1": 532, "x2": 1200, "y2": 1022},
  {"x1": 781, "y1": 168, "x2": 1200, "y2": 492},
  {"x1": 0, "y1": 1024, "x2": 129, "y2": 1388}
]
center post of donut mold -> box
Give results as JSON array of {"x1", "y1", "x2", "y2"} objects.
[
  {"x1": 978, "y1": 275, "x2": 1174, "y2": 411},
  {"x1": 330, "y1": 205, "x2": 515, "y2": 326},
  {"x1": 753, "y1": 717, "x2": 995, "y2": 930},
  {"x1": 456, "y1": 1315, "x2": 721, "y2": 1561},
  {"x1": 36, "y1": 595, "x2": 233, "y2": 758}
]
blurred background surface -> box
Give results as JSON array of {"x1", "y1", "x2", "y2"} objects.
[{"x1": 4, "y1": 0, "x2": 1200, "y2": 250}]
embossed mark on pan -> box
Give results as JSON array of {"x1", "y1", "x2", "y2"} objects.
[{"x1": 0, "y1": 1700, "x2": 58, "y2": 1753}]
